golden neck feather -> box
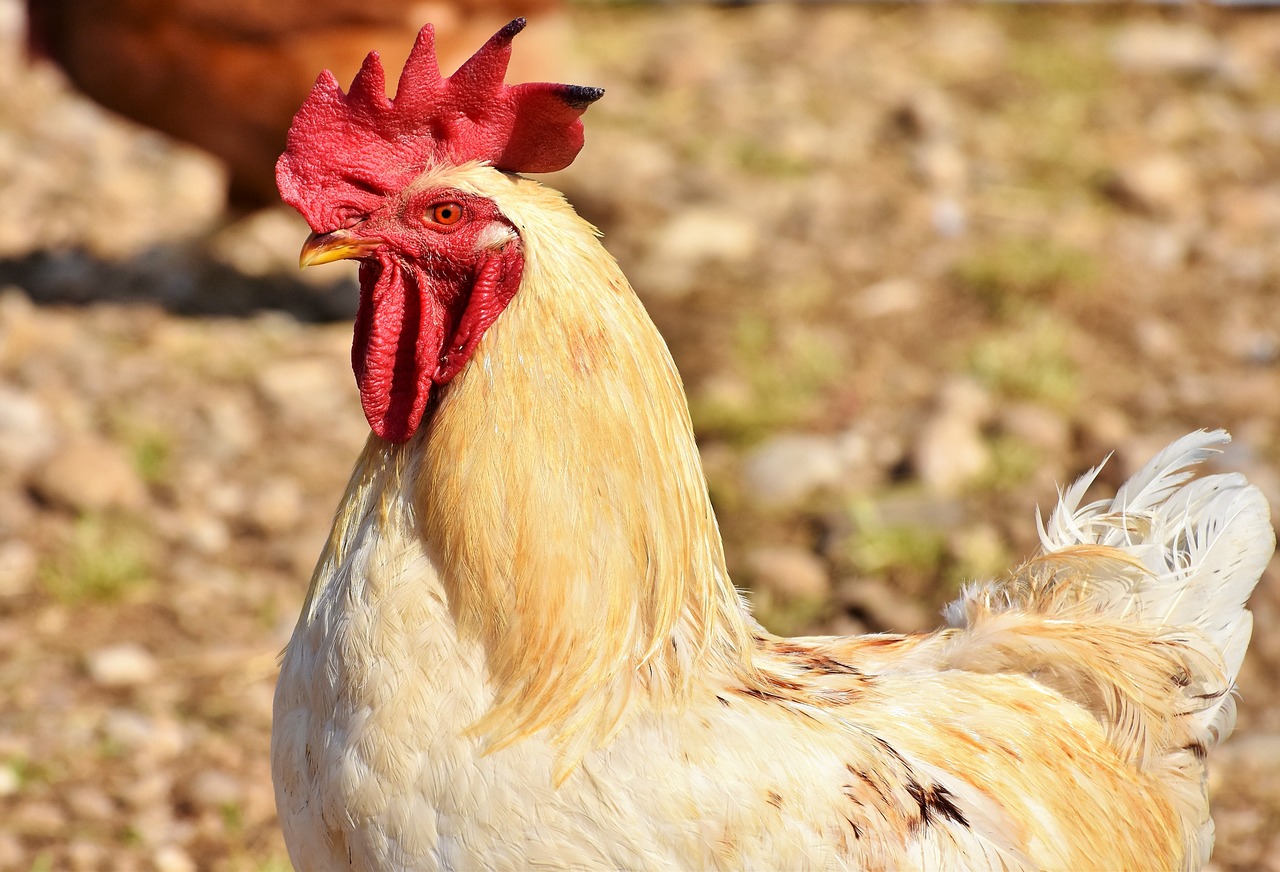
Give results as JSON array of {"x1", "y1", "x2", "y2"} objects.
[{"x1": 408, "y1": 168, "x2": 755, "y2": 764}]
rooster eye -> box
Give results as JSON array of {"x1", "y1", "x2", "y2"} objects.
[{"x1": 429, "y1": 203, "x2": 464, "y2": 226}]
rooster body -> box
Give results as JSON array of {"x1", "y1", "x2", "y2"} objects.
[{"x1": 272, "y1": 27, "x2": 1273, "y2": 872}]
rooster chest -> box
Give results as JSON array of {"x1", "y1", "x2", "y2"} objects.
[{"x1": 272, "y1": 522, "x2": 495, "y2": 869}]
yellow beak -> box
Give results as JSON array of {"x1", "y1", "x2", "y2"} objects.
[{"x1": 299, "y1": 229, "x2": 381, "y2": 268}]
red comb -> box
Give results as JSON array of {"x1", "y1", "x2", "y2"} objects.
[{"x1": 277, "y1": 19, "x2": 603, "y2": 230}]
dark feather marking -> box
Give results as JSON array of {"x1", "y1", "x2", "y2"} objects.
[
  {"x1": 763, "y1": 640, "x2": 862, "y2": 675},
  {"x1": 812, "y1": 656, "x2": 862, "y2": 676},
  {"x1": 762, "y1": 674, "x2": 806, "y2": 693},
  {"x1": 906, "y1": 780, "x2": 970, "y2": 831},
  {"x1": 847, "y1": 765, "x2": 890, "y2": 806},
  {"x1": 872, "y1": 735, "x2": 914, "y2": 771},
  {"x1": 737, "y1": 687, "x2": 782, "y2": 703},
  {"x1": 733, "y1": 686, "x2": 818, "y2": 719}
]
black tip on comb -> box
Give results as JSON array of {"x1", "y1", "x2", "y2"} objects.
[
  {"x1": 499, "y1": 18, "x2": 528, "y2": 41},
  {"x1": 560, "y1": 85, "x2": 605, "y2": 110}
]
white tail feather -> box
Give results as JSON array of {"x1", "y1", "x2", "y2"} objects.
[
  {"x1": 946, "y1": 429, "x2": 1274, "y2": 767},
  {"x1": 1037, "y1": 430, "x2": 1270, "y2": 692}
]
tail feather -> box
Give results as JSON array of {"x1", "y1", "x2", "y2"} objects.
[
  {"x1": 945, "y1": 429, "x2": 1274, "y2": 767},
  {"x1": 1109, "y1": 430, "x2": 1234, "y2": 522},
  {"x1": 1037, "y1": 431, "x2": 1270, "y2": 698}
]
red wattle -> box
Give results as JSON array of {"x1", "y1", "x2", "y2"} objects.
[
  {"x1": 352, "y1": 256, "x2": 441, "y2": 443},
  {"x1": 433, "y1": 246, "x2": 524, "y2": 384},
  {"x1": 351, "y1": 242, "x2": 523, "y2": 444}
]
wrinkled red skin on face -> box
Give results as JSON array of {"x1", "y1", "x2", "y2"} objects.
[{"x1": 346, "y1": 189, "x2": 523, "y2": 443}]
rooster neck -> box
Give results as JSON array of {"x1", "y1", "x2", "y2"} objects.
[{"x1": 403, "y1": 172, "x2": 756, "y2": 759}]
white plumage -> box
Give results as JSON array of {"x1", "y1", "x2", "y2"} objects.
[{"x1": 270, "y1": 25, "x2": 1275, "y2": 869}]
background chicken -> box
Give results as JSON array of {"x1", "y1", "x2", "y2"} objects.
[
  {"x1": 267, "y1": 20, "x2": 1272, "y2": 869},
  {"x1": 3, "y1": 3, "x2": 1280, "y2": 870},
  {"x1": 26, "y1": 0, "x2": 565, "y2": 205}
]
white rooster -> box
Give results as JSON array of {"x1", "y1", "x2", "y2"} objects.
[{"x1": 271, "y1": 20, "x2": 1274, "y2": 871}]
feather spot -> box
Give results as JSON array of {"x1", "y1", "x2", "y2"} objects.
[{"x1": 906, "y1": 780, "x2": 969, "y2": 830}]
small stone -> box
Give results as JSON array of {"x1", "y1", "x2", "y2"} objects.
[
  {"x1": 1111, "y1": 23, "x2": 1222, "y2": 76},
  {"x1": 31, "y1": 434, "x2": 147, "y2": 513},
  {"x1": 0, "y1": 763, "x2": 18, "y2": 797},
  {"x1": 1108, "y1": 153, "x2": 1198, "y2": 218},
  {"x1": 998, "y1": 403, "x2": 1070, "y2": 457},
  {"x1": 641, "y1": 207, "x2": 760, "y2": 299},
  {"x1": 0, "y1": 386, "x2": 53, "y2": 475},
  {"x1": 0, "y1": 834, "x2": 18, "y2": 870},
  {"x1": 1134, "y1": 317, "x2": 1182, "y2": 361},
  {"x1": 65, "y1": 839, "x2": 105, "y2": 871},
  {"x1": 854, "y1": 278, "x2": 923, "y2": 319},
  {"x1": 247, "y1": 476, "x2": 303, "y2": 534},
  {"x1": 121, "y1": 770, "x2": 173, "y2": 811},
  {"x1": 913, "y1": 379, "x2": 992, "y2": 496},
  {"x1": 1080, "y1": 405, "x2": 1131, "y2": 453},
  {"x1": 914, "y1": 140, "x2": 967, "y2": 192},
  {"x1": 208, "y1": 208, "x2": 314, "y2": 278},
  {"x1": 179, "y1": 510, "x2": 230, "y2": 556},
  {"x1": 12, "y1": 799, "x2": 65, "y2": 836},
  {"x1": 744, "y1": 546, "x2": 830, "y2": 600},
  {"x1": 838, "y1": 578, "x2": 933, "y2": 634},
  {"x1": 153, "y1": 845, "x2": 197, "y2": 872},
  {"x1": 742, "y1": 434, "x2": 845, "y2": 508},
  {"x1": 186, "y1": 769, "x2": 241, "y2": 811},
  {"x1": 103, "y1": 709, "x2": 151, "y2": 747},
  {"x1": 199, "y1": 394, "x2": 260, "y2": 457},
  {"x1": 65, "y1": 784, "x2": 115, "y2": 822},
  {"x1": 86, "y1": 643, "x2": 159, "y2": 688},
  {"x1": 1226, "y1": 327, "x2": 1279, "y2": 367},
  {"x1": 0, "y1": 540, "x2": 37, "y2": 596},
  {"x1": 128, "y1": 804, "x2": 177, "y2": 847},
  {"x1": 256, "y1": 358, "x2": 348, "y2": 421},
  {"x1": 930, "y1": 197, "x2": 967, "y2": 238},
  {"x1": 914, "y1": 421, "x2": 988, "y2": 495},
  {"x1": 1213, "y1": 733, "x2": 1280, "y2": 785},
  {"x1": 34, "y1": 604, "x2": 68, "y2": 636},
  {"x1": 927, "y1": 15, "x2": 1006, "y2": 77}
]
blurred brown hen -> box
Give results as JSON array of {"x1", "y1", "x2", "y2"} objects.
[{"x1": 27, "y1": 0, "x2": 564, "y2": 205}]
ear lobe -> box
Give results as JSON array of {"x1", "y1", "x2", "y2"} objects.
[{"x1": 473, "y1": 222, "x2": 519, "y2": 252}]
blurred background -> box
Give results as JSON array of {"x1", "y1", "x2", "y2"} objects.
[{"x1": 1, "y1": 0, "x2": 1279, "y2": 869}]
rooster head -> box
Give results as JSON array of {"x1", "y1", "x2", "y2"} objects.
[{"x1": 277, "y1": 19, "x2": 603, "y2": 442}]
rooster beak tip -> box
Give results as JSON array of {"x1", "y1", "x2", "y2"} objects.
[{"x1": 299, "y1": 230, "x2": 380, "y2": 268}]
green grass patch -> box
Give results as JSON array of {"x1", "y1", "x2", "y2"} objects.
[
  {"x1": 847, "y1": 519, "x2": 949, "y2": 579},
  {"x1": 730, "y1": 136, "x2": 813, "y2": 179},
  {"x1": 690, "y1": 313, "x2": 844, "y2": 444},
  {"x1": 966, "y1": 314, "x2": 1078, "y2": 410},
  {"x1": 979, "y1": 434, "x2": 1044, "y2": 492},
  {"x1": 39, "y1": 514, "x2": 154, "y2": 604},
  {"x1": 129, "y1": 431, "x2": 173, "y2": 487},
  {"x1": 952, "y1": 237, "x2": 1096, "y2": 317}
]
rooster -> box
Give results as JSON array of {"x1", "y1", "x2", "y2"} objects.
[{"x1": 272, "y1": 20, "x2": 1274, "y2": 871}]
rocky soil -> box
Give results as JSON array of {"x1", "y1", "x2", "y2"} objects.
[{"x1": 1, "y1": 2, "x2": 1279, "y2": 869}]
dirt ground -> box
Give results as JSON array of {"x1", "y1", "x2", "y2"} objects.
[{"x1": 1, "y1": 2, "x2": 1279, "y2": 869}]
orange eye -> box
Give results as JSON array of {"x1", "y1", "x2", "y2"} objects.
[{"x1": 430, "y1": 202, "x2": 463, "y2": 226}]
